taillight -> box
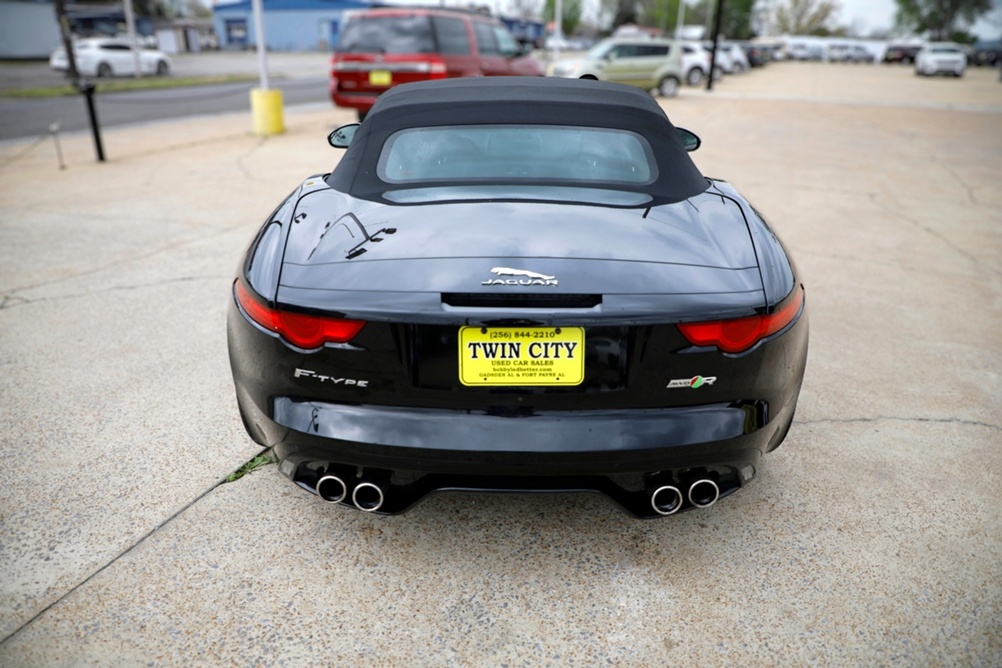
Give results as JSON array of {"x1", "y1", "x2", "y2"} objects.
[
  {"x1": 429, "y1": 60, "x2": 447, "y2": 78},
  {"x1": 678, "y1": 287, "x2": 804, "y2": 354},
  {"x1": 234, "y1": 280, "x2": 365, "y2": 350}
]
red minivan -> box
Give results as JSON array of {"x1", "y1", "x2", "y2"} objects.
[{"x1": 331, "y1": 8, "x2": 545, "y2": 120}]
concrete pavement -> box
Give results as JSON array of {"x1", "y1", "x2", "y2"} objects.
[{"x1": 0, "y1": 63, "x2": 1000, "y2": 665}]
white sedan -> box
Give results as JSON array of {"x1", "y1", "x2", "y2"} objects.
[
  {"x1": 914, "y1": 43, "x2": 966, "y2": 77},
  {"x1": 50, "y1": 38, "x2": 172, "y2": 78}
]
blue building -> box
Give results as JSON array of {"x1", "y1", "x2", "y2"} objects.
[{"x1": 212, "y1": 0, "x2": 372, "y2": 52}]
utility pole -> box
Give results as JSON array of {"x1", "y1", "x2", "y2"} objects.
[
  {"x1": 122, "y1": 0, "x2": 142, "y2": 78},
  {"x1": 54, "y1": 0, "x2": 105, "y2": 162}
]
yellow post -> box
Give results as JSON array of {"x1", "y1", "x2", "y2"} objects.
[{"x1": 250, "y1": 88, "x2": 285, "y2": 136}]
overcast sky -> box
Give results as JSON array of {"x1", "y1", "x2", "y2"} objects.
[
  {"x1": 838, "y1": 0, "x2": 897, "y2": 34},
  {"x1": 841, "y1": 0, "x2": 1001, "y2": 38}
]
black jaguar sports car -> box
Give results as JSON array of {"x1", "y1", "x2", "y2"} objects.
[{"x1": 227, "y1": 77, "x2": 808, "y2": 518}]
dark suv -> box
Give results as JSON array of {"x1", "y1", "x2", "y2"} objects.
[{"x1": 331, "y1": 8, "x2": 545, "y2": 120}]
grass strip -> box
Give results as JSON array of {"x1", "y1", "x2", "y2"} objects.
[{"x1": 0, "y1": 74, "x2": 261, "y2": 98}]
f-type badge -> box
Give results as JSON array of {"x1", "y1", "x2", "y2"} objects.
[{"x1": 482, "y1": 267, "x2": 558, "y2": 286}]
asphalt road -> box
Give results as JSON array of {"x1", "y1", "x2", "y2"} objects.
[
  {"x1": 0, "y1": 52, "x2": 336, "y2": 142},
  {"x1": 0, "y1": 77, "x2": 329, "y2": 142},
  {"x1": 0, "y1": 63, "x2": 1000, "y2": 665}
]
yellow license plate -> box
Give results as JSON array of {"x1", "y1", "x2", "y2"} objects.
[
  {"x1": 368, "y1": 70, "x2": 392, "y2": 86},
  {"x1": 459, "y1": 327, "x2": 585, "y2": 386}
]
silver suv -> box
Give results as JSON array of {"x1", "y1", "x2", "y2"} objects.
[{"x1": 550, "y1": 38, "x2": 684, "y2": 97}]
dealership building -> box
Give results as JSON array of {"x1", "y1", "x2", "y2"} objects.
[
  {"x1": 211, "y1": 0, "x2": 371, "y2": 52},
  {"x1": 211, "y1": 0, "x2": 545, "y2": 53}
]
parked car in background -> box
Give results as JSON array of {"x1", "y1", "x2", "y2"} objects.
[
  {"x1": 49, "y1": 38, "x2": 171, "y2": 77},
  {"x1": 680, "y1": 42, "x2": 714, "y2": 85},
  {"x1": 914, "y1": 43, "x2": 966, "y2": 77},
  {"x1": 884, "y1": 42, "x2": 923, "y2": 64},
  {"x1": 550, "y1": 38, "x2": 684, "y2": 97},
  {"x1": 786, "y1": 42, "x2": 824, "y2": 61},
  {"x1": 827, "y1": 43, "x2": 875, "y2": 63},
  {"x1": 736, "y1": 41, "x2": 770, "y2": 67},
  {"x1": 971, "y1": 44, "x2": 1001, "y2": 67},
  {"x1": 702, "y1": 42, "x2": 749, "y2": 73},
  {"x1": 721, "y1": 42, "x2": 750, "y2": 72},
  {"x1": 330, "y1": 7, "x2": 544, "y2": 121}
]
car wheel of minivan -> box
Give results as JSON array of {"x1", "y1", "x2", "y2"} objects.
[
  {"x1": 686, "y1": 68, "x2": 704, "y2": 86},
  {"x1": 658, "y1": 75, "x2": 680, "y2": 98}
]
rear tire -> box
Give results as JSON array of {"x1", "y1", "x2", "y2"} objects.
[
  {"x1": 657, "y1": 75, "x2": 680, "y2": 98},
  {"x1": 686, "y1": 67, "x2": 704, "y2": 86},
  {"x1": 156, "y1": 60, "x2": 169, "y2": 76},
  {"x1": 96, "y1": 62, "x2": 112, "y2": 78}
]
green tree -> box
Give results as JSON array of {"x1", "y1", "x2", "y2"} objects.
[
  {"x1": 775, "y1": 0, "x2": 841, "y2": 35},
  {"x1": 894, "y1": 0, "x2": 992, "y2": 40},
  {"x1": 605, "y1": 0, "x2": 639, "y2": 28},
  {"x1": 544, "y1": 0, "x2": 584, "y2": 35},
  {"x1": 719, "y1": 0, "x2": 759, "y2": 39}
]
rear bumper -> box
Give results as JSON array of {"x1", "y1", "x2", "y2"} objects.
[
  {"x1": 330, "y1": 82, "x2": 377, "y2": 111},
  {"x1": 237, "y1": 390, "x2": 799, "y2": 517},
  {"x1": 268, "y1": 398, "x2": 771, "y2": 474}
]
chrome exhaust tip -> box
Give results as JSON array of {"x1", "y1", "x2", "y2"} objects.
[
  {"x1": 650, "y1": 485, "x2": 684, "y2": 515},
  {"x1": 316, "y1": 474, "x2": 348, "y2": 504},
  {"x1": 688, "y1": 478, "x2": 720, "y2": 508},
  {"x1": 352, "y1": 481, "x2": 385, "y2": 512}
]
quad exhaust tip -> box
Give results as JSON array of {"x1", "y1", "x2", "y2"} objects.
[
  {"x1": 316, "y1": 475, "x2": 348, "y2": 504},
  {"x1": 688, "y1": 478, "x2": 720, "y2": 508},
  {"x1": 352, "y1": 481, "x2": 385, "y2": 512},
  {"x1": 650, "y1": 485, "x2": 684, "y2": 515}
]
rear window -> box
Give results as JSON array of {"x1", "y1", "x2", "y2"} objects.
[
  {"x1": 377, "y1": 125, "x2": 657, "y2": 185},
  {"x1": 338, "y1": 15, "x2": 435, "y2": 54}
]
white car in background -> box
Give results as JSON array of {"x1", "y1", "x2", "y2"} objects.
[
  {"x1": 722, "y1": 42, "x2": 750, "y2": 72},
  {"x1": 681, "y1": 42, "x2": 715, "y2": 85},
  {"x1": 914, "y1": 43, "x2": 966, "y2": 77},
  {"x1": 702, "y1": 42, "x2": 748, "y2": 74},
  {"x1": 49, "y1": 38, "x2": 172, "y2": 78}
]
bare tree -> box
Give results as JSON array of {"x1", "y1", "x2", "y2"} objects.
[
  {"x1": 510, "y1": 0, "x2": 543, "y2": 20},
  {"x1": 774, "y1": 0, "x2": 841, "y2": 34}
]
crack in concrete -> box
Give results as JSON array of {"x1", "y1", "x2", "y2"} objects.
[
  {"x1": 941, "y1": 163, "x2": 980, "y2": 206},
  {"x1": 0, "y1": 447, "x2": 270, "y2": 648},
  {"x1": 234, "y1": 136, "x2": 272, "y2": 183},
  {"x1": 789, "y1": 246, "x2": 983, "y2": 280},
  {"x1": 866, "y1": 192, "x2": 998, "y2": 277},
  {"x1": 0, "y1": 275, "x2": 228, "y2": 311},
  {"x1": 0, "y1": 295, "x2": 30, "y2": 310},
  {"x1": 1, "y1": 222, "x2": 249, "y2": 296},
  {"x1": 795, "y1": 415, "x2": 1001, "y2": 432}
]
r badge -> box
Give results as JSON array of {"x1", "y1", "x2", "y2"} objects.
[{"x1": 667, "y1": 375, "x2": 717, "y2": 389}]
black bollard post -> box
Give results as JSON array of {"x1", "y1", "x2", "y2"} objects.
[{"x1": 78, "y1": 81, "x2": 105, "y2": 163}]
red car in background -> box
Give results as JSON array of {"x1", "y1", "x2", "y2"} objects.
[{"x1": 331, "y1": 8, "x2": 545, "y2": 121}]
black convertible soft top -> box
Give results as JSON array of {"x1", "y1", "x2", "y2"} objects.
[{"x1": 327, "y1": 77, "x2": 708, "y2": 205}]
